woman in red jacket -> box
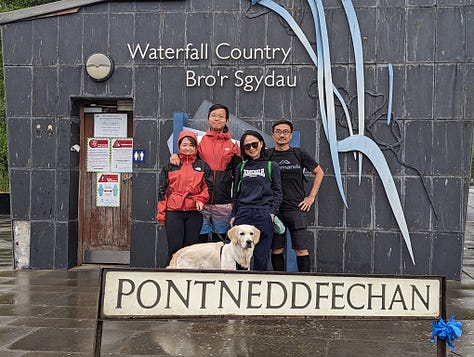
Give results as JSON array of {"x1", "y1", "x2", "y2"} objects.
[{"x1": 157, "y1": 131, "x2": 213, "y2": 263}]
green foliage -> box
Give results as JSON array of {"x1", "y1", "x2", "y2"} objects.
[{"x1": 1, "y1": 0, "x2": 54, "y2": 12}]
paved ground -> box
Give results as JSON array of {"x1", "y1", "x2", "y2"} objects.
[{"x1": 0, "y1": 191, "x2": 471, "y2": 356}]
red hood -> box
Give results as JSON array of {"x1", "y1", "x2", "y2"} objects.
[
  {"x1": 178, "y1": 131, "x2": 197, "y2": 163},
  {"x1": 178, "y1": 131, "x2": 198, "y2": 144}
]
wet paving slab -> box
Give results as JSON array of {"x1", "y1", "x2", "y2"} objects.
[
  {"x1": 99, "y1": 318, "x2": 440, "y2": 356},
  {"x1": 0, "y1": 202, "x2": 470, "y2": 356}
]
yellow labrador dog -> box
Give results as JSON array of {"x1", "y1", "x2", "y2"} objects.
[{"x1": 168, "y1": 225, "x2": 260, "y2": 270}]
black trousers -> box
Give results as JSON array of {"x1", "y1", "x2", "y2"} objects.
[{"x1": 165, "y1": 211, "x2": 203, "y2": 263}]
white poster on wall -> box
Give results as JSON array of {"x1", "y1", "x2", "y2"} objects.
[
  {"x1": 96, "y1": 173, "x2": 120, "y2": 207},
  {"x1": 94, "y1": 113, "x2": 128, "y2": 138},
  {"x1": 87, "y1": 138, "x2": 110, "y2": 172},
  {"x1": 111, "y1": 138, "x2": 133, "y2": 173}
]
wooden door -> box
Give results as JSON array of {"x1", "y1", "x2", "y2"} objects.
[{"x1": 78, "y1": 104, "x2": 133, "y2": 265}]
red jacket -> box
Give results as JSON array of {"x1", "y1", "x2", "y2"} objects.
[
  {"x1": 157, "y1": 132, "x2": 213, "y2": 224},
  {"x1": 198, "y1": 127, "x2": 241, "y2": 204}
]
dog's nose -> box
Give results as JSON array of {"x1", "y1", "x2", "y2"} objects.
[{"x1": 246, "y1": 240, "x2": 253, "y2": 247}]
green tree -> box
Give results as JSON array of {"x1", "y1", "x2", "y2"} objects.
[
  {"x1": 1, "y1": 0, "x2": 53, "y2": 12},
  {"x1": 0, "y1": 0, "x2": 56, "y2": 191}
]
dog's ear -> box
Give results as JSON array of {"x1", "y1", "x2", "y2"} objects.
[
  {"x1": 252, "y1": 226, "x2": 261, "y2": 244},
  {"x1": 227, "y1": 226, "x2": 238, "y2": 244}
]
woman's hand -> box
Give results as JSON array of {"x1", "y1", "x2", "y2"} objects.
[
  {"x1": 270, "y1": 213, "x2": 275, "y2": 222},
  {"x1": 196, "y1": 201, "x2": 204, "y2": 211}
]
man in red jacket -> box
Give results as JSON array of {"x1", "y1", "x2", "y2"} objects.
[{"x1": 171, "y1": 104, "x2": 241, "y2": 242}]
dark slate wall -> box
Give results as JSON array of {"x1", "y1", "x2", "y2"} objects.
[{"x1": 1, "y1": 0, "x2": 472, "y2": 278}]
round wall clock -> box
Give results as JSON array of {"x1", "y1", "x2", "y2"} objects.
[{"x1": 85, "y1": 53, "x2": 114, "y2": 81}]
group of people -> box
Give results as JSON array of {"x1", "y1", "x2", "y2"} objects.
[{"x1": 157, "y1": 104, "x2": 324, "y2": 271}]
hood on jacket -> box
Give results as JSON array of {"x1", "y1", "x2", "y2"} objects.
[
  {"x1": 177, "y1": 131, "x2": 198, "y2": 163},
  {"x1": 178, "y1": 131, "x2": 198, "y2": 145},
  {"x1": 204, "y1": 127, "x2": 233, "y2": 141}
]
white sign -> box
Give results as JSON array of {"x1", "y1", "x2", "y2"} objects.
[
  {"x1": 101, "y1": 270, "x2": 441, "y2": 318},
  {"x1": 111, "y1": 138, "x2": 133, "y2": 173},
  {"x1": 94, "y1": 113, "x2": 128, "y2": 138},
  {"x1": 87, "y1": 138, "x2": 110, "y2": 172},
  {"x1": 96, "y1": 173, "x2": 120, "y2": 207}
]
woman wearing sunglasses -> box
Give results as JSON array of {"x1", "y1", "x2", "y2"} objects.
[{"x1": 230, "y1": 130, "x2": 282, "y2": 270}]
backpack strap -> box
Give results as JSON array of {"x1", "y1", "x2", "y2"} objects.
[
  {"x1": 293, "y1": 147, "x2": 302, "y2": 164},
  {"x1": 237, "y1": 161, "x2": 246, "y2": 192},
  {"x1": 266, "y1": 148, "x2": 275, "y2": 160},
  {"x1": 268, "y1": 160, "x2": 272, "y2": 182}
]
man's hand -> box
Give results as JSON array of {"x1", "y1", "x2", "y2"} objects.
[
  {"x1": 298, "y1": 196, "x2": 315, "y2": 212},
  {"x1": 196, "y1": 201, "x2": 204, "y2": 211},
  {"x1": 170, "y1": 153, "x2": 180, "y2": 166}
]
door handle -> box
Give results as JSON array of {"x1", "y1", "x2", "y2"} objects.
[{"x1": 122, "y1": 174, "x2": 133, "y2": 182}]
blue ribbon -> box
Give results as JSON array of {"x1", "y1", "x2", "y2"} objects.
[{"x1": 430, "y1": 316, "x2": 463, "y2": 349}]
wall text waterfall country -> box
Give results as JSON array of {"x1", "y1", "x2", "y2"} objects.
[{"x1": 127, "y1": 42, "x2": 296, "y2": 92}]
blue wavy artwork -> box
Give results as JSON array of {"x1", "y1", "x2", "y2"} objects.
[{"x1": 249, "y1": 0, "x2": 415, "y2": 264}]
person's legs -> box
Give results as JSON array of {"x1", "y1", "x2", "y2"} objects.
[
  {"x1": 252, "y1": 219, "x2": 273, "y2": 270},
  {"x1": 209, "y1": 203, "x2": 232, "y2": 242},
  {"x1": 165, "y1": 211, "x2": 185, "y2": 264},
  {"x1": 291, "y1": 230, "x2": 311, "y2": 272},
  {"x1": 271, "y1": 251, "x2": 285, "y2": 271},
  {"x1": 292, "y1": 237, "x2": 311, "y2": 272},
  {"x1": 198, "y1": 205, "x2": 212, "y2": 243},
  {"x1": 271, "y1": 229, "x2": 286, "y2": 271},
  {"x1": 296, "y1": 253, "x2": 311, "y2": 272},
  {"x1": 183, "y1": 211, "x2": 203, "y2": 248},
  {"x1": 287, "y1": 210, "x2": 312, "y2": 272},
  {"x1": 235, "y1": 208, "x2": 273, "y2": 271},
  {"x1": 271, "y1": 212, "x2": 291, "y2": 271}
]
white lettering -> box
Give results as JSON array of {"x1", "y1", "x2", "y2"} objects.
[
  {"x1": 214, "y1": 43, "x2": 291, "y2": 63},
  {"x1": 215, "y1": 42, "x2": 230, "y2": 60},
  {"x1": 234, "y1": 70, "x2": 297, "y2": 92},
  {"x1": 186, "y1": 70, "x2": 228, "y2": 88},
  {"x1": 127, "y1": 43, "x2": 150, "y2": 59},
  {"x1": 127, "y1": 43, "x2": 209, "y2": 61},
  {"x1": 243, "y1": 168, "x2": 266, "y2": 178},
  {"x1": 280, "y1": 47, "x2": 291, "y2": 64},
  {"x1": 127, "y1": 43, "x2": 290, "y2": 63}
]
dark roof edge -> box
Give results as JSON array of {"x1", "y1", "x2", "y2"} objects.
[{"x1": 0, "y1": 0, "x2": 106, "y2": 25}]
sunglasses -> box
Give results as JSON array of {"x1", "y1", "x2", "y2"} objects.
[{"x1": 243, "y1": 142, "x2": 260, "y2": 151}]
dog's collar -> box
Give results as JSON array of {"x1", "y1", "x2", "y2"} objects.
[{"x1": 219, "y1": 244, "x2": 248, "y2": 270}]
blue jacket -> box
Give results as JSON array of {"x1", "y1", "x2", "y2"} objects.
[{"x1": 231, "y1": 157, "x2": 282, "y2": 216}]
